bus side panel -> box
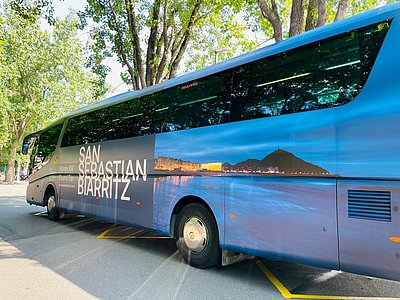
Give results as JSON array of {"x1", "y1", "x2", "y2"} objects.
[
  {"x1": 334, "y1": 15, "x2": 400, "y2": 179},
  {"x1": 230, "y1": 50, "x2": 341, "y2": 263},
  {"x1": 224, "y1": 177, "x2": 339, "y2": 269},
  {"x1": 27, "y1": 178, "x2": 46, "y2": 205},
  {"x1": 27, "y1": 175, "x2": 60, "y2": 206},
  {"x1": 334, "y1": 16, "x2": 400, "y2": 281},
  {"x1": 154, "y1": 113, "x2": 339, "y2": 269},
  {"x1": 153, "y1": 175, "x2": 226, "y2": 239},
  {"x1": 27, "y1": 148, "x2": 61, "y2": 205},
  {"x1": 153, "y1": 126, "x2": 228, "y2": 237},
  {"x1": 337, "y1": 180, "x2": 400, "y2": 281},
  {"x1": 58, "y1": 136, "x2": 155, "y2": 228}
]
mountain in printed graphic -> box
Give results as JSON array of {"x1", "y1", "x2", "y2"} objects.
[
  {"x1": 223, "y1": 149, "x2": 330, "y2": 175},
  {"x1": 155, "y1": 149, "x2": 330, "y2": 175}
]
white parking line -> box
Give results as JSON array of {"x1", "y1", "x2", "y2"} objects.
[{"x1": 313, "y1": 270, "x2": 342, "y2": 283}]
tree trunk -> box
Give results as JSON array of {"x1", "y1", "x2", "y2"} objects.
[
  {"x1": 107, "y1": 0, "x2": 137, "y2": 89},
  {"x1": 16, "y1": 161, "x2": 20, "y2": 182},
  {"x1": 258, "y1": 0, "x2": 283, "y2": 42},
  {"x1": 316, "y1": 0, "x2": 326, "y2": 27},
  {"x1": 169, "y1": 0, "x2": 202, "y2": 79},
  {"x1": 155, "y1": 0, "x2": 171, "y2": 84},
  {"x1": 4, "y1": 110, "x2": 30, "y2": 183},
  {"x1": 4, "y1": 110, "x2": 29, "y2": 183},
  {"x1": 125, "y1": 0, "x2": 146, "y2": 89},
  {"x1": 146, "y1": 0, "x2": 162, "y2": 86},
  {"x1": 289, "y1": 0, "x2": 305, "y2": 37},
  {"x1": 5, "y1": 144, "x2": 17, "y2": 183},
  {"x1": 305, "y1": 0, "x2": 318, "y2": 31},
  {"x1": 335, "y1": 0, "x2": 349, "y2": 21}
]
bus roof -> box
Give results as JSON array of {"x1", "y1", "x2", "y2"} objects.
[{"x1": 59, "y1": 3, "x2": 400, "y2": 122}]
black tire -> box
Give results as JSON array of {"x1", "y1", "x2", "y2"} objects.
[
  {"x1": 176, "y1": 203, "x2": 221, "y2": 268},
  {"x1": 45, "y1": 190, "x2": 60, "y2": 221}
]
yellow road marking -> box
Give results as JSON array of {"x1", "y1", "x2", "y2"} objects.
[
  {"x1": 97, "y1": 225, "x2": 172, "y2": 239},
  {"x1": 255, "y1": 259, "x2": 400, "y2": 300},
  {"x1": 255, "y1": 259, "x2": 292, "y2": 298},
  {"x1": 97, "y1": 224, "x2": 118, "y2": 238}
]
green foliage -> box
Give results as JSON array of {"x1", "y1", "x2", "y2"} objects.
[
  {"x1": 9, "y1": 0, "x2": 56, "y2": 24},
  {"x1": 82, "y1": 0, "x2": 137, "y2": 87},
  {"x1": 81, "y1": 0, "x2": 260, "y2": 87},
  {"x1": 254, "y1": 0, "x2": 393, "y2": 43},
  {"x1": 186, "y1": 6, "x2": 258, "y2": 71},
  {"x1": 348, "y1": 0, "x2": 387, "y2": 15},
  {"x1": 0, "y1": 15, "x2": 4, "y2": 52},
  {"x1": 0, "y1": 1, "x2": 107, "y2": 181}
]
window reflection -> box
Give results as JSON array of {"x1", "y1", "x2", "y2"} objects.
[
  {"x1": 230, "y1": 20, "x2": 390, "y2": 121},
  {"x1": 60, "y1": 20, "x2": 390, "y2": 148},
  {"x1": 32, "y1": 124, "x2": 63, "y2": 170}
]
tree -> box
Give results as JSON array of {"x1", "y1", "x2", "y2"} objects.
[
  {"x1": 8, "y1": 0, "x2": 57, "y2": 24},
  {"x1": 80, "y1": 0, "x2": 258, "y2": 90},
  {"x1": 257, "y1": 0, "x2": 391, "y2": 42},
  {"x1": 80, "y1": 0, "x2": 202, "y2": 90},
  {"x1": 0, "y1": 3, "x2": 107, "y2": 183},
  {"x1": 183, "y1": 4, "x2": 259, "y2": 71}
]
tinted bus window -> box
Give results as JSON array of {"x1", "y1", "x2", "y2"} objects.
[
  {"x1": 154, "y1": 70, "x2": 233, "y2": 132},
  {"x1": 230, "y1": 20, "x2": 390, "y2": 121},
  {"x1": 61, "y1": 113, "x2": 96, "y2": 146},
  {"x1": 34, "y1": 123, "x2": 63, "y2": 166},
  {"x1": 61, "y1": 69, "x2": 233, "y2": 147},
  {"x1": 61, "y1": 100, "x2": 144, "y2": 147},
  {"x1": 61, "y1": 20, "x2": 389, "y2": 147}
]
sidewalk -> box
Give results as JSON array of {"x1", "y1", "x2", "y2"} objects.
[{"x1": 0, "y1": 182, "x2": 28, "y2": 197}]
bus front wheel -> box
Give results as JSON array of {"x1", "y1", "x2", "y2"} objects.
[
  {"x1": 45, "y1": 190, "x2": 60, "y2": 221},
  {"x1": 176, "y1": 203, "x2": 221, "y2": 268}
]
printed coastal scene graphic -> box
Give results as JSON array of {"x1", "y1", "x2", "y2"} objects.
[
  {"x1": 155, "y1": 148, "x2": 331, "y2": 176},
  {"x1": 154, "y1": 115, "x2": 342, "y2": 177}
]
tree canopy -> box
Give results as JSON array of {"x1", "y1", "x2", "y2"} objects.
[
  {"x1": 256, "y1": 0, "x2": 394, "y2": 42},
  {"x1": 0, "y1": 2, "x2": 107, "y2": 182},
  {"x1": 81, "y1": 0, "x2": 393, "y2": 92},
  {"x1": 80, "y1": 0, "x2": 259, "y2": 90}
]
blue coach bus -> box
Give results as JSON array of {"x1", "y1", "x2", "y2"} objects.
[{"x1": 23, "y1": 4, "x2": 400, "y2": 281}]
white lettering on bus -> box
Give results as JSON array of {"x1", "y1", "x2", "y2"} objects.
[
  {"x1": 77, "y1": 145, "x2": 148, "y2": 201},
  {"x1": 121, "y1": 176, "x2": 130, "y2": 201}
]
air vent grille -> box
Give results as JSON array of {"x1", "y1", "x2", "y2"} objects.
[{"x1": 348, "y1": 190, "x2": 391, "y2": 222}]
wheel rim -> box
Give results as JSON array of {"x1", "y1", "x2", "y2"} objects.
[
  {"x1": 47, "y1": 195, "x2": 56, "y2": 213},
  {"x1": 183, "y1": 217, "x2": 208, "y2": 254}
]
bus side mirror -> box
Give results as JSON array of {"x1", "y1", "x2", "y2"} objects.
[
  {"x1": 22, "y1": 137, "x2": 30, "y2": 155},
  {"x1": 22, "y1": 134, "x2": 36, "y2": 155}
]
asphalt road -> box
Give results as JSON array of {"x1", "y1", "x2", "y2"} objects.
[{"x1": 1, "y1": 183, "x2": 400, "y2": 300}]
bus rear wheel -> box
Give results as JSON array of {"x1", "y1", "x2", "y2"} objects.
[
  {"x1": 176, "y1": 203, "x2": 221, "y2": 269},
  {"x1": 45, "y1": 190, "x2": 60, "y2": 221}
]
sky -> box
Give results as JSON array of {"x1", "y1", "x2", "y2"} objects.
[{"x1": 49, "y1": 0, "x2": 130, "y2": 96}]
